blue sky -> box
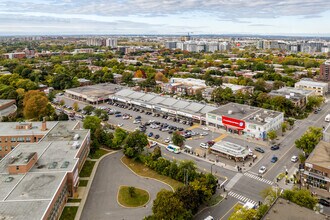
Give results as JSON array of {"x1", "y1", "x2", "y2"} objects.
[{"x1": 0, "y1": 0, "x2": 330, "y2": 36}]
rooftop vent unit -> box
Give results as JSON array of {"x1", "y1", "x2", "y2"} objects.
[
  {"x1": 4, "y1": 177, "x2": 14, "y2": 183},
  {"x1": 72, "y1": 141, "x2": 80, "y2": 149},
  {"x1": 290, "y1": 93, "x2": 295, "y2": 97},
  {"x1": 60, "y1": 161, "x2": 70, "y2": 169},
  {"x1": 228, "y1": 110, "x2": 233, "y2": 114},
  {"x1": 48, "y1": 162, "x2": 58, "y2": 169},
  {"x1": 73, "y1": 134, "x2": 80, "y2": 141},
  {"x1": 264, "y1": 110, "x2": 268, "y2": 114}
]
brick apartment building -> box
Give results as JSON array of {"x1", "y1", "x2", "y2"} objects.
[
  {"x1": 320, "y1": 60, "x2": 330, "y2": 81},
  {"x1": 0, "y1": 121, "x2": 90, "y2": 220}
]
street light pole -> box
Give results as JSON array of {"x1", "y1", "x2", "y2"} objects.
[{"x1": 211, "y1": 163, "x2": 215, "y2": 175}]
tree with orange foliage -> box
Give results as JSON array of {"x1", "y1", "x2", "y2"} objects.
[
  {"x1": 23, "y1": 90, "x2": 53, "y2": 120},
  {"x1": 155, "y1": 72, "x2": 168, "y2": 82}
]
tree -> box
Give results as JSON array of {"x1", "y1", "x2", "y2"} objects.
[
  {"x1": 123, "y1": 130, "x2": 148, "y2": 158},
  {"x1": 152, "y1": 146, "x2": 162, "y2": 160},
  {"x1": 23, "y1": 90, "x2": 52, "y2": 120},
  {"x1": 73, "y1": 102, "x2": 79, "y2": 112},
  {"x1": 58, "y1": 112, "x2": 69, "y2": 121},
  {"x1": 150, "y1": 190, "x2": 192, "y2": 220},
  {"x1": 83, "y1": 105, "x2": 94, "y2": 115},
  {"x1": 113, "y1": 127, "x2": 128, "y2": 148},
  {"x1": 287, "y1": 118, "x2": 295, "y2": 128},
  {"x1": 282, "y1": 188, "x2": 317, "y2": 210},
  {"x1": 306, "y1": 95, "x2": 324, "y2": 111},
  {"x1": 83, "y1": 116, "x2": 101, "y2": 133},
  {"x1": 59, "y1": 99, "x2": 65, "y2": 106},
  {"x1": 295, "y1": 127, "x2": 323, "y2": 154},
  {"x1": 128, "y1": 186, "x2": 136, "y2": 198},
  {"x1": 281, "y1": 122, "x2": 288, "y2": 134},
  {"x1": 228, "y1": 206, "x2": 257, "y2": 220},
  {"x1": 267, "y1": 130, "x2": 277, "y2": 142},
  {"x1": 174, "y1": 185, "x2": 200, "y2": 214},
  {"x1": 172, "y1": 131, "x2": 185, "y2": 147}
]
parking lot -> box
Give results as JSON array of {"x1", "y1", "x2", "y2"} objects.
[{"x1": 55, "y1": 95, "x2": 268, "y2": 169}]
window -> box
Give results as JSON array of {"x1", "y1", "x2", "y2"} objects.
[
  {"x1": 0, "y1": 146, "x2": 2, "y2": 151},
  {"x1": 11, "y1": 146, "x2": 15, "y2": 150},
  {"x1": 26, "y1": 137, "x2": 31, "y2": 142},
  {"x1": 17, "y1": 137, "x2": 24, "y2": 142},
  {"x1": 11, "y1": 137, "x2": 16, "y2": 142},
  {"x1": 16, "y1": 166, "x2": 19, "y2": 170},
  {"x1": 5, "y1": 146, "x2": 8, "y2": 151}
]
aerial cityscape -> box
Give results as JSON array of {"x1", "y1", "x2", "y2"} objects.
[{"x1": 0, "y1": 1, "x2": 330, "y2": 220}]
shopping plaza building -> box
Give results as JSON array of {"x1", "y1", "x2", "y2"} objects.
[
  {"x1": 206, "y1": 103, "x2": 284, "y2": 140},
  {"x1": 0, "y1": 121, "x2": 90, "y2": 220}
]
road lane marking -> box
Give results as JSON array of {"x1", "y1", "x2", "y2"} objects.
[
  {"x1": 224, "y1": 173, "x2": 243, "y2": 190},
  {"x1": 219, "y1": 202, "x2": 239, "y2": 220}
]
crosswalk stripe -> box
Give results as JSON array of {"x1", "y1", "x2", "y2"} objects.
[
  {"x1": 244, "y1": 172, "x2": 274, "y2": 185},
  {"x1": 228, "y1": 191, "x2": 258, "y2": 206}
]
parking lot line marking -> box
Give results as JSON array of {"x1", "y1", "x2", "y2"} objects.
[
  {"x1": 213, "y1": 133, "x2": 227, "y2": 142},
  {"x1": 186, "y1": 124, "x2": 200, "y2": 130}
]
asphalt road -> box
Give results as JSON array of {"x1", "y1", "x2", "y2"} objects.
[{"x1": 81, "y1": 151, "x2": 171, "y2": 220}]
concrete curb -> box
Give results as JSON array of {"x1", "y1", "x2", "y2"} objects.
[
  {"x1": 74, "y1": 150, "x2": 118, "y2": 220},
  {"x1": 116, "y1": 185, "x2": 151, "y2": 209},
  {"x1": 120, "y1": 155, "x2": 175, "y2": 192}
]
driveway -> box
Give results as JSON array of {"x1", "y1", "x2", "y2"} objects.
[{"x1": 81, "y1": 151, "x2": 171, "y2": 220}]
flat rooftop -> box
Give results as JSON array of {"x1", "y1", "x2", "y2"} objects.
[
  {"x1": 0, "y1": 99, "x2": 15, "y2": 106},
  {"x1": 0, "y1": 121, "x2": 89, "y2": 220},
  {"x1": 263, "y1": 198, "x2": 326, "y2": 220},
  {"x1": 0, "y1": 121, "x2": 57, "y2": 136},
  {"x1": 295, "y1": 80, "x2": 328, "y2": 87},
  {"x1": 208, "y1": 103, "x2": 283, "y2": 126},
  {"x1": 305, "y1": 141, "x2": 330, "y2": 169},
  {"x1": 66, "y1": 83, "x2": 123, "y2": 98},
  {"x1": 211, "y1": 141, "x2": 249, "y2": 158},
  {"x1": 113, "y1": 88, "x2": 217, "y2": 116}
]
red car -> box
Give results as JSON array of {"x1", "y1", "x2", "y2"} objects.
[{"x1": 207, "y1": 141, "x2": 215, "y2": 146}]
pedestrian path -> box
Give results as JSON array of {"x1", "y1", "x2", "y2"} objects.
[
  {"x1": 244, "y1": 172, "x2": 274, "y2": 185},
  {"x1": 228, "y1": 191, "x2": 258, "y2": 207},
  {"x1": 225, "y1": 173, "x2": 243, "y2": 190}
]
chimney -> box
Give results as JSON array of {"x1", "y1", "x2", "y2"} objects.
[{"x1": 41, "y1": 117, "x2": 47, "y2": 131}]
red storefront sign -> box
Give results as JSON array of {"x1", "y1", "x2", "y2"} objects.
[{"x1": 222, "y1": 116, "x2": 245, "y2": 129}]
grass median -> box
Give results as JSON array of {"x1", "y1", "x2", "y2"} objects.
[
  {"x1": 118, "y1": 186, "x2": 149, "y2": 207},
  {"x1": 59, "y1": 206, "x2": 78, "y2": 220},
  {"x1": 121, "y1": 156, "x2": 183, "y2": 190},
  {"x1": 79, "y1": 160, "x2": 96, "y2": 178},
  {"x1": 89, "y1": 148, "x2": 112, "y2": 160}
]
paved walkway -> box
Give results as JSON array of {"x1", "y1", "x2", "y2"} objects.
[{"x1": 79, "y1": 151, "x2": 171, "y2": 220}]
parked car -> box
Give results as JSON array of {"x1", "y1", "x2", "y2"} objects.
[
  {"x1": 207, "y1": 141, "x2": 215, "y2": 146},
  {"x1": 202, "y1": 127, "x2": 210, "y2": 131},
  {"x1": 201, "y1": 132, "x2": 208, "y2": 136},
  {"x1": 255, "y1": 147, "x2": 265, "y2": 153},
  {"x1": 165, "y1": 137, "x2": 170, "y2": 143},
  {"x1": 155, "y1": 134, "x2": 160, "y2": 139},
  {"x1": 115, "y1": 114, "x2": 122, "y2": 117},
  {"x1": 271, "y1": 144, "x2": 280, "y2": 150},
  {"x1": 291, "y1": 155, "x2": 298, "y2": 163},
  {"x1": 200, "y1": 143, "x2": 208, "y2": 149},
  {"x1": 117, "y1": 123, "x2": 123, "y2": 127},
  {"x1": 271, "y1": 156, "x2": 278, "y2": 163},
  {"x1": 148, "y1": 132, "x2": 153, "y2": 137},
  {"x1": 149, "y1": 141, "x2": 157, "y2": 148},
  {"x1": 314, "y1": 110, "x2": 319, "y2": 114},
  {"x1": 258, "y1": 166, "x2": 267, "y2": 174},
  {"x1": 319, "y1": 198, "x2": 330, "y2": 207}
]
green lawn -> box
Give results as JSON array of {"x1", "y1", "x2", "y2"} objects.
[
  {"x1": 59, "y1": 206, "x2": 78, "y2": 220},
  {"x1": 207, "y1": 194, "x2": 223, "y2": 206},
  {"x1": 122, "y1": 156, "x2": 183, "y2": 190},
  {"x1": 118, "y1": 186, "x2": 149, "y2": 207},
  {"x1": 79, "y1": 160, "x2": 96, "y2": 178},
  {"x1": 67, "y1": 198, "x2": 82, "y2": 203},
  {"x1": 89, "y1": 148, "x2": 111, "y2": 159},
  {"x1": 79, "y1": 179, "x2": 88, "y2": 187}
]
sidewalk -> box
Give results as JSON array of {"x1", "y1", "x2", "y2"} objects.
[{"x1": 275, "y1": 166, "x2": 298, "y2": 190}]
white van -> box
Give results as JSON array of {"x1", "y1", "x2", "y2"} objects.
[
  {"x1": 325, "y1": 114, "x2": 330, "y2": 122},
  {"x1": 204, "y1": 216, "x2": 214, "y2": 220}
]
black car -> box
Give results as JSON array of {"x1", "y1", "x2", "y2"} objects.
[
  {"x1": 178, "y1": 127, "x2": 184, "y2": 131},
  {"x1": 271, "y1": 144, "x2": 280, "y2": 150},
  {"x1": 155, "y1": 134, "x2": 160, "y2": 139},
  {"x1": 319, "y1": 198, "x2": 330, "y2": 207},
  {"x1": 255, "y1": 147, "x2": 265, "y2": 153},
  {"x1": 168, "y1": 130, "x2": 173, "y2": 134}
]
